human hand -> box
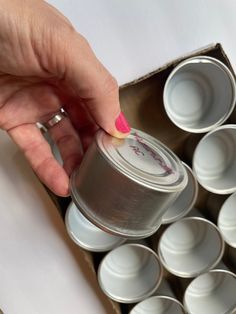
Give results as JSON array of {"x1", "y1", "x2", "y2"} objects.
[{"x1": 0, "y1": 0, "x2": 130, "y2": 196}]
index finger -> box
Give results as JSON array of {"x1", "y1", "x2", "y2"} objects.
[{"x1": 55, "y1": 31, "x2": 131, "y2": 137}]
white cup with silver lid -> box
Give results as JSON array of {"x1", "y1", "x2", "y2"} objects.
[{"x1": 70, "y1": 128, "x2": 187, "y2": 238}]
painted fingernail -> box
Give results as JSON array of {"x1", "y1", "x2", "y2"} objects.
[{"x1": 115, "y1": 112, "x2": 131, "y2": 133}]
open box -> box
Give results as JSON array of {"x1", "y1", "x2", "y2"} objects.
[{"x1": 48, "y1": 43, "x2": 236, "y2": 314}]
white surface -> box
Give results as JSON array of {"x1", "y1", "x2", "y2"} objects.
[
  {"x1": 48, "y1": 0, "x2": 236, "y2": 85},
  {"x1": 0, "y1": 131, "x2": 112, "y2": 314}
]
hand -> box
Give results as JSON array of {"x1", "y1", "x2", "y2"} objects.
[{"x1": 0, "y1": 0, "x2": 130, "y2": 196}]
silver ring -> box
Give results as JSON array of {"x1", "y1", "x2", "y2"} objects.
[{"x1": 44, "y1": 109, "x2": 67, "y2": 130}]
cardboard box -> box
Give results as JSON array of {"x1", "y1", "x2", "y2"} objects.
[{"x1": 49, "y1": 43, "x2": 236, "y2": 314}]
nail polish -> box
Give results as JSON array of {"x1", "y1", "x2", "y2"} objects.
[{"x1": 115, "y1": 112, "x2": 131, "y2": 133}]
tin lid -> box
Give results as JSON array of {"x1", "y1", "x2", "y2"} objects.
[{"x1": 96, "y1": 128, "x2": 187, "y2": 192}]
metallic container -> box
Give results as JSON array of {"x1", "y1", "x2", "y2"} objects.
[
  {"x1": 184, "y1": 270, "x2": 236, "y2": 314},
  {"x1": 193, "y1": 124, "x2": 236, "y2": 194},
  {"x1": 130, "y1": 296, "x2": 186, "y2": 314},
  {"x1": 163, "y1": 56, "x2": 236, "y2": 133},
  {"x1": 161, "y1": 162, "x2": 198, "y2": 224},
  {"x1": 97, "y1": 243, "x2": 163, "y2": 303},
  {"x1": 70, "y1": 128, "x2": 187, "y2": 238},
  {"x1": 65, "y1": 202, "x2": 126, "y2": 252},
  {"x1": 158, "y1": 217, "x2": 225, "y2": 278}
]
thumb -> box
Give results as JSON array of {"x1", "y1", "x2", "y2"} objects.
[{"x1": 62, "y1": 31, "x2": 130, "y2": 138}]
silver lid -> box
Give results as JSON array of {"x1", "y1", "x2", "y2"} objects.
[{"x1": 96, "y1": 128, "x2": 187, "y2": 192}]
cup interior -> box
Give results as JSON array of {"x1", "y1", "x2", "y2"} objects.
[
  {"x1": 162, "y1": 164, "x2": 197, "y2": 224},
  {"x1": 130, "y1": 296, "x2": 185, "y2": 314},
  {"x1": 164, "y1": 57, "x2": 235, "y2": 132},
  {"x1": 193, "y1": 127, "x2": 236, "y2": 194},
  {"x1": 184, "y1": 270, "x2": 236, "y2": 314},
  {"x1": 66, "y1": 203, "x2": 125, "y2": 252},
  {"x1": 218, "y1": 193, "x2": 236, "y2": 247},
  {"x1": 158, "y1": 218, "x2": 224, "y2": 277},
  {"x1": 98, "y1": 244, "x2": 162, "y2": 303}
]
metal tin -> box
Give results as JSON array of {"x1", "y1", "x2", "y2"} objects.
[
  {"x1": 217, "y1": 192, "x2": 236, "y2": 248},
  {"x1": 184, "y1": 270, "x2": 236, "y2": 314},
  {"x1": 162, "y1": 163, "x2": 198, "y2": 224},
  {"x1": 193, "y1": 124, "x2": 236, "y2": 194},
  {"x1": 97, "y1": 243, "x2": 163, "y2": 304},
  {"x1": 130, "y1": 296, "x2": 186, "y2": 314},
  {"x1": 70, "y1": 128, "x2": 187, "y2": 238},
  {"x1": 163, "y1": 56, "x2": 236, "y2": 133},
  {"x1": 65, "y1": 202, "x2": 126, "y2": 252},
  {"x1": 158, "y1": 217, "x2": 225, "y2": 278}
]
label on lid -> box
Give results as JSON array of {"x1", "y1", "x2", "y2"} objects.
[
  {"x1": 96, "y1": 129, "x2": 187, "y2": 191},
  {"x1": 117, "y1": 132, "x2": 173, "y2": 175}
]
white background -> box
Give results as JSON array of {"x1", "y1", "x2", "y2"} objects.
[{"x1": 49, "y1": 0, "x2": 236, "y2": 85}]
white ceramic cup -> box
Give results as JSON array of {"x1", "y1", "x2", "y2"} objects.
[
  {"x1": 97, "y1": 244, "x2": 163, "y2": 303},
  {"x1": 130, "y1": 296, "x2": 185, "y2": 314},
  {"x1": 193, "y1": 125, "x2": 236, "y2": 194},
  {"x1": 218, "y1": 192, "x2": 236, "y2": 248},
  {"x1": 162, "y1": 163, "x2": 198, "y2": 224},
  {"x1": 164, "y1": 56, "x2": 236, "y2": 133},
  {"x1": 184, "y1": 270, "x2": 236, "y2": 314},
  {"x1": 65, "y1": 202, "x2": 126, "y2": 252},
  {"x1": 158, "y1": 217, "x2": 225, "y2": 278}
]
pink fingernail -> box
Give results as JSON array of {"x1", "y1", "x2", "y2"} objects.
[{"x1": 115, "y1": 112, "x2": 131, "y2": 133}]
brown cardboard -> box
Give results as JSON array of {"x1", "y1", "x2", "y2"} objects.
[{"x1": 49, "y1": 43, "x2": 236, "y2": 314}]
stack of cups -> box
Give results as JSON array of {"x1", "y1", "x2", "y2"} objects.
[{"x1": 70, "y1": 128, "x2": 188, "y2": 238}]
